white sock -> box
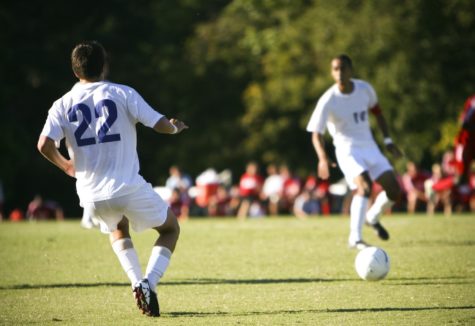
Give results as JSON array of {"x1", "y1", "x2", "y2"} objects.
[
  {"x1": 111, "y1": 238, "x2": 142, "y2": 287},
  {"x1": 366, "y1": 191, "x2": 394, "y2": 225},
  {"x1": 349, "y1": 195, "x2": 369, "y2": 244},
  {"x1": 145, "y1": 246, "x2": 172, "y2": 292}
]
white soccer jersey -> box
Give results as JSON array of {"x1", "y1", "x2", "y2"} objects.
[
  {"x1": 41, "y1": 81, "x2": 163, "y2": 204},
  {"x1": 306, "y1": 79, "x2": 378, "y2": 149}
]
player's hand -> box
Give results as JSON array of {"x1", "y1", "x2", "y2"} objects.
[
  {"x1": 170, "y1": 119, "x2": 189, "y2": 133},
  {"x1": 386, "y1": 143, "x2": 403, "y2": 158},
  {"x1": 64, "y1": 160, "x2": 76, "y2": 178}
]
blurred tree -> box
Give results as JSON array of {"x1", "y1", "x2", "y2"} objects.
[
  {"x1": 189, "y1": 0, "x2": 475, "y2": 174},
  {"x1": 0, "y1": 0, "x2": 474, "y2": 215}
]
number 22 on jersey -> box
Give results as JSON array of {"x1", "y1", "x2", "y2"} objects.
[{"x1": 68, "y1": 99, "x2": 121, "y2": 147}]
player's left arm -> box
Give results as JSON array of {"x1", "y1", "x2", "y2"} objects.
[
  {"x1": 153, "y1": 116, "x2": 188, "y2": 134},
  {"x1": 370, "y1": 104, "x2": 402, "y2": 158},
  {"x1": 37, "y1": 136, "x2": 75, "y2": 178}
]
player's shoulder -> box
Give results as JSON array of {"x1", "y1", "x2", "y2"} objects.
[
  {"x1": 354, "y1": 79, "x2": 377, "y2": 98},
  {"x1": 320, "y1": 84, "x2": 338, "y2": 102},
  {"x1": 102, "y1": 81, "x2": 137, "y2": 95},
  {"x1": 353, "y1": 79, "x2": 373, "y2": 90}
]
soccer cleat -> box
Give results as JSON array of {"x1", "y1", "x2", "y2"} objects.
[
  {"x1": 371, "y1": 222, "x2": 390, "y2": 241},
  {"x1": 133, "y1": 279, "x2": 160, "y2": 317},
  {"x1": 349, "y1": 240, "x2": 371, "y2": 250}
]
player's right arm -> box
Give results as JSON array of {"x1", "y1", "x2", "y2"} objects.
[
  {"x1": 37, "y1": 136, "x2": 75, "y2": 177},
  {"x1": 307, "y1": 90, "x2": 332, "y2": 180},
  {"x1": 312, "y1": 132, "x2": 331, "y2": 180}
]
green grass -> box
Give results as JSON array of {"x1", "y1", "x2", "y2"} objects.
[{"x1": 1, "y1": 214, "x2": 474, "y2": 325}]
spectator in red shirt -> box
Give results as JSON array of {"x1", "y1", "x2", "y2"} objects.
[
  {"x1": 401, "y1": 161, "x2": 431, "y2": 213},
  {"x1": 208, "y1": 185, "x2": 232, "y2": 217},
  {"x1": 279, "y1": 164, "x2": 301, "y2": 214},
  {"x1": 237, "y1": 161, "x2": 264, "y2": 219}
]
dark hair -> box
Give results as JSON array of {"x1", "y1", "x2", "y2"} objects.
[
  {"x1": 333, "y1": 54, "x2": 353, "y2": 68},
  {"x1": 71, "y1": 41, "x2": 107, "y2": 80}
]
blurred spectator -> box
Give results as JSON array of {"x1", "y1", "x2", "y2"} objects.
[
  {"x1": 228, "y1": 185, "x2": 242, "y2": 216},
  {"x1": 401, "y1": 161, "x2": 431, "y2": 213},
  {"x1": 165, "y1": 165, "x2": 193, "y2": 191},
  {"x1": 27, "y1": 195, "x2": 64, "y2": 221},
  {"x1": 208, "y1": 185, "x2": 232, "y2": 217},
  {"x1": 279, "y1": 165, "x2": 301, "y2": 214},
  {"x1": 425, "y1": 163, "x2": 452, "y2": 216},
  {"x1": 293, "y1": 190, "x2": 320, "y2": 219},
  {"x1": 442, "y1": 149, "x2": 458, "y2": 177},
  {"x1": 261, "y1": 164, "x2": 284, "y2": 215},
  {"x1": 304, "y1": 174, "x2": 331, "y2": 215},
  {"x1": 237, "y1": 162, "x2": 264, "y2": 219},
  {"x1": 169, "y1": 188, "x2": 190, "y2": 221},
  {"x1": 194, "y1": 168, "x2": 221, "y2": 214}
]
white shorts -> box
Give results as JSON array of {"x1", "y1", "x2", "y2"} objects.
[
  {"x1": 335, "y1": 145, "x2": 393, "y2": 190},
  {"x1": 82, "y1": 183, "x2": 169, "y2": 234}
]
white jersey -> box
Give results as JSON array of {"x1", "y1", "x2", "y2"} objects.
[
  {"x1": 306, "y1": 79, "x2": 378, "y2": 149},
  {"x1": 41, "y1": 81, "x2": 163, "y2": 204}
]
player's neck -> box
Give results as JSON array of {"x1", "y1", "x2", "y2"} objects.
[
  {"x1": 337, "y1": 80, "x2": 354, "y2": 94},
  {"x1": 79, "y1": 77, "x2": 103, "y2": 84}
]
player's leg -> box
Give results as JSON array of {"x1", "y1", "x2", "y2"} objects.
[
  {"x1": 110, "y1": 217, "x2": 143, "y2": 288},
  {"x1": 123, "y1": 184, "x2": 177, "y2": 317},
  {"x1": 145, "y1": 207, "x2": 180, "y2": 291},
  {"x1": 134, "y1": 208, "x2": 179, "y2": 317},
  {"x1": 366, "y1": 170, "x2": 401, "y2": 239},
  {"x1": 349, "y1": 172, "x2": 372, "y2": 249},
  {"x1": 460, "y1": 142, "x2": 474, "y2": 184}
]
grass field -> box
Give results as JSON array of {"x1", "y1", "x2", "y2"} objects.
[{"x1": 0, "y1": 214, "x2": 474, "y2": 325}]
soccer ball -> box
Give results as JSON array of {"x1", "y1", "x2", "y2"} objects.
[{"x1": 354, "y1": 247, "x2": 390, "y2": 281}]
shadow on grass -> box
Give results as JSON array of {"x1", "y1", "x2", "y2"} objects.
[
  {"x1": 0, "y1": 278, "x2": 351, "y2": 290},
  {"x1": 1, "y1": 275, "x2": 472, "y2": 290},
  {"x1": 400, "y1": 240, "x2": 475, "y2": 247},
  {"x1": 0, "y1": 282, "x2": 129, "y2": 290},
  {"x1": 165, "y1": 305, "x2": 475, "y2": 318},
  {"x1": 163, "y1": 277, "x2": 360, "y2": 286},
  {"x1": 383, "y1": 276, "x2": 475, "y2": 286}
]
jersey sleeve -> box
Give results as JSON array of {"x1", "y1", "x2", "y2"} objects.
[
  {"x1": 365, "y1": 82, "x2": 378, "y2": 108},
  {"x1": 40, "y1": 102, "x2": 65, "y2": 145},
  {"x1": 127, "y1": 88, "x2": 164, "y2": 128},
  {"x1": 306, "y1": 92, "x2": 331, "y2": 134}
]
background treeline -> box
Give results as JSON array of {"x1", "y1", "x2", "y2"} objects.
[{"x1": 1, "y1": 0, "x2": 474, "y2": 216}]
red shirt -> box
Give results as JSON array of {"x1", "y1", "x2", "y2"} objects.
[{"x1": 239, "y1": 173, "x2": 263, "y2": 197}]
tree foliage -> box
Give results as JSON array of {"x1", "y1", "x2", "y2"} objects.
[{"x1": 1, "y1": 0, "x2": 474, "y2": 215}]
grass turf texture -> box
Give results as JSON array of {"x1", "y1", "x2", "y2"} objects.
[{"x1": 0, "y1": 214, "x2": 474, "y2": 325}]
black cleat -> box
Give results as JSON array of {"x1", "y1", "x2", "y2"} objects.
[
  {"x1": 372, "y1": 222, "x2": 390, "y2": 240},
  {"x1": 133, "y1": 279, "x2": 160, "y2": 317}
]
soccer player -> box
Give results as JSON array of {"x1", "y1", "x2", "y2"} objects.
[
  {"x1": 454, "y1": 94, "x2": 475, "y2": 185},
  {"x1": 306, "y1": 54, "x2": 402, "y2": 249},
  {"x1": 37, "y1": 41, "x2": 188, "y2": 317}
]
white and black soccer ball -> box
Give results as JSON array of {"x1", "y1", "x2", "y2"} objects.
[{"x1": 354, "y1": 247, "x2": 390, "y2": 281}]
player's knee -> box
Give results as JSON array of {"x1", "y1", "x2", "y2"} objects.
[
  {"x1": 386, "y1": 185, "x2": 402, "y2": 202},
  {"x1": 355, "y1": 185, "x2": 371, "y2": 198},
  {"x1": 157, "y1": 211, "x2": 180, "y2": 239}
]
